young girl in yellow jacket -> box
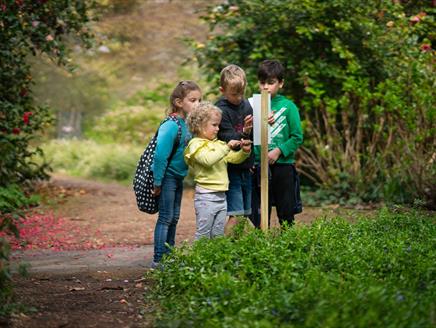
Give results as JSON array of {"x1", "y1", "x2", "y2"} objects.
[{"x1": 185, "y1": 102, "x2": 252, "y2": 239}]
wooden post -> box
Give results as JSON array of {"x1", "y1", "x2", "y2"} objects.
[{"x1": 260, "y1": 90, "x2": 269, "y2": 231}]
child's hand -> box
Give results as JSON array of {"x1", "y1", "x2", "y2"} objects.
[
  {"x1": 241, "y1": 139, "x2": 252, "y2": 153},
  {"x1": 268, "y1": 148, "x2": 281, "y2": 164},
  {"x1": 153, "y1": 186, "x2": 161, "y2": 197},
  {"x1": 268, "y1": 112, "x2": 275, "y2": 126},
  {"x1": 227, "y1": 140, "x2": 241, "y2": 150},
  {"x1": 243, "y1": 115, "x2": 253, "y2": 134}
]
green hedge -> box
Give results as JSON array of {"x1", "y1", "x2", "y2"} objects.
[{"x1": 151, "y1": 209, "x2": 435, "y2": 327}]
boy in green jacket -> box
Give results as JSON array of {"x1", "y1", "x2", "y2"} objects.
[{"x1": 252, "y1": 60, "x2": 303, "y2": 227}]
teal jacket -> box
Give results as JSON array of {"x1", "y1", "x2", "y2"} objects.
[
  {"x1": 254, "y1": 94, "x2": 303, "y2": 164},
  {"x1": 152, "y1": 116, "x2": 190, "y2": 186}
]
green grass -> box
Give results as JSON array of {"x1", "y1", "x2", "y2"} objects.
[
  {"x1": 150, "y1": 209, "x2": 435, "y2": 327},
  {"x1": 40, "y1": 139, "x2": 143, "y2": 183}
]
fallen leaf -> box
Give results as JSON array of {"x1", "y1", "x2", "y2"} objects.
[{"x1": 134, "y1": 278, "x2": 146, "y2": 283}]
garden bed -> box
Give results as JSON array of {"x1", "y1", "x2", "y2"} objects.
[{"x1": 151, "y1": 209, "x2": 435, "y2": 327}]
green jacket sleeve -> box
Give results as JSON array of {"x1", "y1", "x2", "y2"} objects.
[{"x1": 277, "y1": 103, "x2": 303, "y2": 158}]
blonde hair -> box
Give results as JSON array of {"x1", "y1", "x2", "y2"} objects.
[
  {"x1": 169, "y1": 80, "x2": 201, "y2": 113},
  {"x1": 220, "y1": 64, "x2": 247, "y2": 93},
  {"x1": 187, "y1": 101, "x2": 222, "y2": 136}
]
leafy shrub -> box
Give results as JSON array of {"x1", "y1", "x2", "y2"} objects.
[
  {"x1": 0, "y1": 185, "x2": 38, "y2": 317},
  {"x1": 192, "y1": 1, "x2": 436, "y2": 207},
  {"x1": 151, "y1": 209, "x2": 435, "y2": 327},
  {"x1": 40, "y1": 139, "x2": 142, "y2": 182},
  {"x1": 1, "y1": 1, "x2": 94, "y2": 316},
  {"x1": 0, "y1": 0, "x2": 94, "y2": 188}
]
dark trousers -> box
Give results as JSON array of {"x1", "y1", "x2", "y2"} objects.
[{"x1": 250, "y1": 164, "x2": 297, "y2": 228}]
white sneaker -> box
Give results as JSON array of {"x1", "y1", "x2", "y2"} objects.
[{"x1": 150, "y1": 260, "x2": 163, "y2": 270}]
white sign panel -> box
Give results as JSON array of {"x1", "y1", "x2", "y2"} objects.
[{"x1": 248, "y1": 93, "x2": 271, "y2": 146}]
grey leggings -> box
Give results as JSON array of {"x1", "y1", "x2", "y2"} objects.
[{"x1": 194, "y1": 191, "x2": 227, "y2": 239}]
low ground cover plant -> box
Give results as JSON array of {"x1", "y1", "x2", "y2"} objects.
[{"x1": 151, "y1": 209, "x2": 435, "y2": 327}]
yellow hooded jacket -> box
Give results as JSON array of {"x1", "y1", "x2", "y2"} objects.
[{"x1": 184, "y1": 138, "x2": 250, "y2": 191}]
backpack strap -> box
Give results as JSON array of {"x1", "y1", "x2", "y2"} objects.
[
  {"x1": 156, "y1": 115, "x2": 183, "y2": 165},
  {"x1": 166, "y1": 115, "x2": 182, "y2": 164}
]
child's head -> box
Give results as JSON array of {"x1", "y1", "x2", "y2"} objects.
[
  {"x1": 169, "y1": 80, "x2": 202, "y2": 116},
  {"x1": 257, "y1": 60, "x2": 285, "y2": 98},
  {"x1": 187, "y1": 101, "x2": 222, "y2": 140},
  {"x1": 219, "y1": 64, "x2": 247, "y2": 106}
]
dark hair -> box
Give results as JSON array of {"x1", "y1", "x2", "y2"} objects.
[
  {"x1": 257, "y1": 60, "x2": 285, "y2": 82},
  {"x1": 169, "y1": 80, "x2": 201, "y2": 113}
]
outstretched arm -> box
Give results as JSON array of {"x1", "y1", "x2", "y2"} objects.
[{"x1": 191, "y1": 142, "x2": 230, "y2": 167}]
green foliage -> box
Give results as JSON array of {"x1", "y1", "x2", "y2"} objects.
[
  {"x1": 193, "y1": 0, "x2": 436, "y2": 208},
  {"x1": 0, "y1": 184, "x2": 38, "y2": 317},
  {"x1": 151, "y1": 209, "x2": 435, "y2": 327},
  {"x1": 0, "y1": 184, "x2": 39, "y2": 219},
  {"x1": 86, "y1": 104, "x2": 163, "y2": 145},
  {"x1": 126, "y1": 82, "x2": 173, "y2": 106},
  {"x1": 85, "y1": 66, "x2": 214, "y2": 145},
  {"x1": 0, "y1": 0, "x2": 95, "y2": 315},
  {"x1": 0, "y1": 237, "x2": 12, "y2": 318},
  {"x1": 40, "y1": 139, "x2": 142, "y2": 183},
  {"x1": 0, "y1": 0, "x2": 95, "y2": 187}
]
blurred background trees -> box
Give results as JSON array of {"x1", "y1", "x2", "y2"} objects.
[
  {"x1": 2, "y1": 0, "x2": 434, "y2": 208},
  {"x1": 1, "y1": 0, "x2": 434, "y2": 315},
  {"x1": 193, "y1": 0, "x2": 435, "y2": 208}
]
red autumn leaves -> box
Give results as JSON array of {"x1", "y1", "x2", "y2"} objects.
[{"x1": 0, "y1": 211, "x2": 107, "y2": 251}]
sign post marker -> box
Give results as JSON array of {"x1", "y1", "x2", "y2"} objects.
[{"x1": 260, "y1": 90, "x2": 269, "y2": 231}]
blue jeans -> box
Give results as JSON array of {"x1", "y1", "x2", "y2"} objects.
[
  {"x1": 153, "y1": 175, "x2": 183, "y2": 262},
  {"x1": 226, "y1": 169, "x2": 252, "y2": 216}
]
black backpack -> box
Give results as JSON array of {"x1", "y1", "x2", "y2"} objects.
[{"x1": 133, "y1": 116, "x2": 182, "y2": 214}]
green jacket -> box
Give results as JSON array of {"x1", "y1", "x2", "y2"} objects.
[{"x1": 254, "y1": 94, "x2": 303, "y2": 164}]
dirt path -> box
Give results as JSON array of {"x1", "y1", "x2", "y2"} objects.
[{"x1": 7, "y1": 174, "x2": 330, "y2": 327}]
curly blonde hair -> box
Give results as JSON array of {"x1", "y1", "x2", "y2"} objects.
[{"x1": 186, "y1": 101, "x2": 222, "y2": 136}]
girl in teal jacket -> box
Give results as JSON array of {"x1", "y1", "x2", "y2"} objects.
[{"x1": 151, "y1": 81, "x2": 201, "y2": 267}]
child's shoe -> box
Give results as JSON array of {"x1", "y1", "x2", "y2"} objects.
[{"x1": 150, "y1": 260, "x2": 163, "y2": 270}]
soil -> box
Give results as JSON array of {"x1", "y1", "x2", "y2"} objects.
[
  {"x1": 8, "y1": 270, "x2": 155, "y2": 328},
  {"x1": 4, "y1": 174, "x2": 348, "y2": 327}
]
